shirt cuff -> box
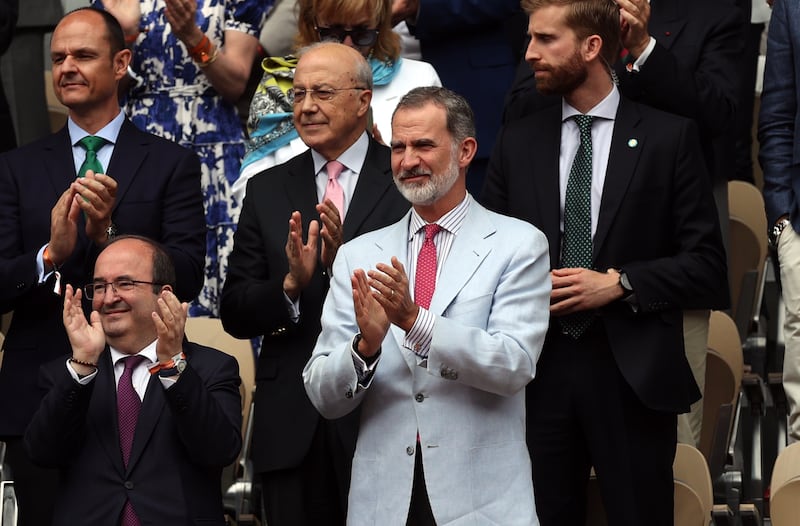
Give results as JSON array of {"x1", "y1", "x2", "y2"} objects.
[
  {"x1": 630, "y1": 36, "x2": 657, "y2": 72},
  {"x1": 66, "y1": 359, "x2": 97, "y2": 385},
  {"x1": 350, "y1": 334, "x2": 380, "y2": 389},
  {"x1": 404, "y1": 308, "x2": 435, "y2": 358},
  {"x1": 37, "y1": 244, "x2": 52, "y2": 283},
  {"x1": 283, "y1": 290, "x2": 300, "y2": 323}
]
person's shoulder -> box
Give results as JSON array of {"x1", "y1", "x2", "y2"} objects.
[
  {"x1": 1, "y1": 129, "x2": 65, "y2": 162},
  {"x1": 246, "y1": 149, "x2": 312, "y2": 191},
  {"x1": 184, "y1": 341, "x2": 239, "y2": 370},
  {"x1": 122, "y1": 121, "x2": 194, "y2": 156},
  {"x1": 479, "y1": 203, "x2": 545, "y2": 241}
]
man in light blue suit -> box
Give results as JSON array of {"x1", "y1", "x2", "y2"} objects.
[{"x1": 303, "y1": 86, "x2": 550, "y2": 525}]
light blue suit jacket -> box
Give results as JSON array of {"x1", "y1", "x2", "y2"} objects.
[
  {"x1": 304, "y1": 199, "x2": 549, "y2": 525},
  {"x1": 760, "y1": 0, "x2": 800, "y2": 228}
]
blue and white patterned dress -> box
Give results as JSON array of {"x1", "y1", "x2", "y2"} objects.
[{"x1": 94, "y1": 0, "x2": 267, "y2": 317}]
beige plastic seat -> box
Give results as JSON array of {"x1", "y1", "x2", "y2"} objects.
[
  {"x1": 700, "y1": 310, "x2": 743, "y2": 477},
  {"x1": 183, "y1": 316, "x2": 255, "y2": 442},
  {"x1": 769, "y1": 442, "x2": 800, "y2": 526},
  {"x1": 727, "y1": 181, "x2": 768, "y2": 339},
  {"x1": 673, "y1": 443, "x2": 713, "y2": 526},
  {"x1": 584, "y1": 445, "x2": 713, "y2": 525}
]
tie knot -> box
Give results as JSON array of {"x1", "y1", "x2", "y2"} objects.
[
  {"x1": 121, "y1": 355, "x2": 147, "y2": 372},
  {"x1": 78, "y1": 135, "x2": 107, "y2": 154},
  {"x1": 572, "y1": 114, "x2": 594, "y2": 136},
  {"x1": 325, "y1": 160, "x2": 345, "y2": 181},
  {"x1": 422, "y1": 223, "x2": 442, "y2": 241}
]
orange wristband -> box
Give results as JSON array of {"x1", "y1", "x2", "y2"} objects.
[{"x1": 43, "y1": 246, "x2": 57, "y2": 269}]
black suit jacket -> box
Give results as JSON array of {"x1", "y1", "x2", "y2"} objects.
[
  {"x1": 482, "y1": 98, "x2": 729, "y2": 413},
  {"x1": 24, "y1": 342, "x2": 241, "y2": 525},
  {"x1": 220, "y1": 136, "x2": 410, "y2": 473},
  {"x1": 505, "y1": 0, "x2": 743, "y2": 186},
  {"x1": 0, "y1": 119, "x2": 205, "y2": 436}
]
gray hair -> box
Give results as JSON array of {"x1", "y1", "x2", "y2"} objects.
[{"x1": 393, "y1": 86, "x2": 475, "y2": 144}]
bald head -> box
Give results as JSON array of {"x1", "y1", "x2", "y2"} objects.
[{"x1": 292, "y1": 42, "x2": 374, "y2": 160}]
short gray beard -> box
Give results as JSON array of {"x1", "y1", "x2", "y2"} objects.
[{"x1": 394, "y1": 147, "x2": 460, "y2": 206}]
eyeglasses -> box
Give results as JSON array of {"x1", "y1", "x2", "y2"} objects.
[
  {"x1": 315, "y1": 25, "x2": 379, "y2": 47},
  {"x1": 84, "y1": 279, "x2": 162, "y2": 300},
  {"x1": 288, "y1": 86, "x2": 367, "y2": 105}
]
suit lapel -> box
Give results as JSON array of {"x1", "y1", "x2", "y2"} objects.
[
  {"x1": 429, "y1": 203, "x2": 494, "y2": 315},
  {"x1": 126, "y1": 372, "x2": 165, "y2": 473},
  {"x1": 105, "y1": 120, "x2": 149, "y2": 215},
  {"x1": 285, "y1": 152, "x2": 321, "y2": 221},
  {"x1": 89, "y1": 351, "x2": 126, "y2": 476},
  {"x1": 43, "y1": 127, "x2": 78, "y2": 199},
  {"x1": 593, "y1": 99, "x2": 644, "y2": 259},
  {"x1": 344, "y1": 138, "x2": 394, "y2": 240},
  {"x1": 648, "y1": 0, "x2": 686, "y2": 52}
]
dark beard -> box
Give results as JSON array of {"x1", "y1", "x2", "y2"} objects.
[{"x1": 533, "y1": 51, "x2": 587, "y2": 96}]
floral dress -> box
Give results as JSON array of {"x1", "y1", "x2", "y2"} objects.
[{"x1": 94, "y1": 0, "x2": 267, "y2": 317}]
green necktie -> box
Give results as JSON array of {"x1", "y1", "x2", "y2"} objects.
[
  {"x1": 77, "y1": 135, "x2": 107, "y2": 177},
  {"x1": 560, "y1": 114, "x2": 594, "y2": 339}
]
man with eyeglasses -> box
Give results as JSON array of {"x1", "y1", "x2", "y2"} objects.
[
  {"x1": 221, "y1": 42, "x2": 409, "y2": 526},
  {"x1": 24, "y1": 235, "x2": 241, "y2": 526},
  {"x1": 0, "y1": 8, "x2": 205, "y2": 525}
]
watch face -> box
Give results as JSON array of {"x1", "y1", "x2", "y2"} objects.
[{"x1": 176, "y1": 360, "x2": 187, "y2": 373}]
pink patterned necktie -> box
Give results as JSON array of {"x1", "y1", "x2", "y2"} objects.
[
  {"x1": 118, "y1": 354, "x2": 146, "y2": 526},
  {"x1": 414, "y1": 224, "x2": 442, "y2": 309},
  {"x1": 323, "y1": 160, "x2": 345, "y2": 221}
]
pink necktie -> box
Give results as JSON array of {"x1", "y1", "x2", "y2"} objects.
[
  {"x1": 414, "y1": 224, "x2": 442, "y2": 309},
  {"x1": 323, "y1": 160, "x2": 345, "y2": 221},
  {"x1": 118, "y1": 355, "x2": 146, "y2": 526}
]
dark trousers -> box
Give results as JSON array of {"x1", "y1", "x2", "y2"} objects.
[
  {"x1": 2, "y1": 436, "x2": 58, "y2": 526},
  {"x1": 526, "y1": 323, "x2": 677, "y2": 526},
  {"x1": 259, "y1": 418, "x2": 349, "y2": 526},
  {"x1": 406, "y1": 447, "x2": 436, "y2": 526}
]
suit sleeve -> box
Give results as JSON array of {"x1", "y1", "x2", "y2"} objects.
[
  {"x1": 620, "y1": 7, "x2": 741, "y2": 137},
  {"x1": 163, "y1": 346, "x2": 242, "y2": 467},
  {"x1": 24, "y1": 362, "x2": 94, "y2": 468},
  {"x1": 154, "y1": 148, "x2": 205, "y2": 303},
  {"x1": 758, "y1": 0, "x2": 796, "y2": 226},
  {"x1": 219, "y1": 177, "x2": 299, "y2": 339},
  {"x1": 622, "y1": 119, "x2": 729, "y2": 312}
]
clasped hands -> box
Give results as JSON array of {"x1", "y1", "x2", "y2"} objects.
[
  {"x1": 550, "y1": 267, "x2": 625, "y2": 316},
  {"x1": 48, "y1": 170, "x2": 117, "y2": 267},
  {"x1": 62, "y1": 284, "x2": 188, "y2": 372},
  {"x1": 352, "y1": 257, "x2": 418, "y2": 358},
  {"x1": 283, "y1": 200, "x2": 344, "y2": 300}
]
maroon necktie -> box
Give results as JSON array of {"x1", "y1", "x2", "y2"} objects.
[
  {"x1": 414, "y1": 224, "x2": 442, "y2": 309},
  {"x1": 117, "y1": 355, "x2": 146, "y2": 526}
]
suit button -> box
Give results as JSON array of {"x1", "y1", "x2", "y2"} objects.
[
  {"x1": 449, "y1": 371, "x2": 458, "y2": 380},
  {"x1": 415, "y1": 393, "x2": 424, "y2": 403},
  {"x1": 345, "y1": 389, "x2": 353, "y2": 399},
  {"x1": 124, "y1": 481, "x2": 134, "y2": 490},
  {"x1": 15, "y1": 282, "x2": 24, "y2": 289},
  {"x1": 406, "y1": 446, "x2": 415, "y2": 456}
]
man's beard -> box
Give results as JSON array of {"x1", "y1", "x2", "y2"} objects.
[
  {"x1": 393, "y1": 150, "x2": 460, "y2": 206},
  {"x1": 533, "y1": 48, "x2": 588, "y2": 96}
]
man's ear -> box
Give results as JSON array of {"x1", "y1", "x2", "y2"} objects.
[
  {"x1": 584, "y1": 34, "x2": 603, "y2": 62},
  {"x1": 356, "y1": 89, "x2": 373, "y2": 118},
  {"x1": 457, "y1": 137, "x2": 478, "y2": 169},
  {"x1": 113, "y1": 48, "x2": 132, "y2": 81}
]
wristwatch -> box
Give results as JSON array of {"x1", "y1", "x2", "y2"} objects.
[
  {"x1": 770, "y1": 217, "x2": 791, "y2": 249},
  {"x1": 157, "y1": 352, "x2": 187, "y2": 378},
  {"x1": 105, "y1": 222, "x2": 118, "y2": 241},
  {"x1": 618, "y1": 270, "x2": 634, "y2": 299}
]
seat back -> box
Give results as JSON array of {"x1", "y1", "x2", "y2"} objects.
[
  {"x1": 769, "y1": 442, "x2": 800, "y2": 526},
  {"x1": 727, "y1": 181, "x2": 768, "y2": 339},
  {"x1": 673, "y1": 443, "x2": 713, "y2": 526},
  {"x1": 700, "y1": 311, "x2": 743, "y2": 475},
  {"x1": 584, "y1": 445, "x2": 712, "y2": 526},
  {"x1": 183, "y1": 317, "x2": 255, "y2": 442}
]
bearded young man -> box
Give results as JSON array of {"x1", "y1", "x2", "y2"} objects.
[
  {"x1": 303, "y1": 86, "x2": 551, "y2": 525},
  {"x1": 481, "y1": 0, "x2": 728, "y2": 524}
]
